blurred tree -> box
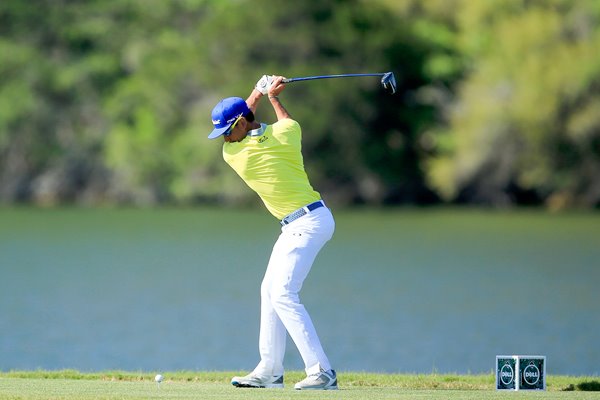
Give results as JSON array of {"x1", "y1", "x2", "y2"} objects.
[
  {"x1": 104, "y1": 0, "x2": 448, "y2": 206},
  {"x1": 1, "y1": 0, "x2": 597, "y2": 208},
  {"x1": 427, "y1": 0, "x2": 600, "y2": 208},
  {"x1": 0, "y1": 1, "x2": 129, "y2": 204}
]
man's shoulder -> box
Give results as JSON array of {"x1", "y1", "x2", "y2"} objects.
[{"x1": 272, "y1": 118, "x2": 300, "y2": 132}]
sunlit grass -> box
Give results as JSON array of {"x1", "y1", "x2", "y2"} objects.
[{"x1": 0, "y1": 371, "x2": 598, "y2": 400}]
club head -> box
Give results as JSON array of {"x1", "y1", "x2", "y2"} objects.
[{"x1": 381, "y1": 72, "x2": 396, "y2": 95}]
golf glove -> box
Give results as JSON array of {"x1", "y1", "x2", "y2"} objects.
[{"x1": 255, "y1": 75, "x2": 274, "y2": 95}]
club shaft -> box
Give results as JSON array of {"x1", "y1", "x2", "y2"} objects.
[{"x1": 283, "y1": 73, "x2": 385, "y2": 83}]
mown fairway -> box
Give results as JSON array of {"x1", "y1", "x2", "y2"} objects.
[{"x1": 0, "y1": 371, "x2": 598, "y2": 400}]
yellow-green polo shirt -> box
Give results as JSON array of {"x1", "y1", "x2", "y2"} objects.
[{"x1": 223, "y1": 118, "x2": 321, "y2": 220}]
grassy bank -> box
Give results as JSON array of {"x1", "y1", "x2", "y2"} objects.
[{"x1": 1, "y1": 371, "x2": 599, "y2": 400}]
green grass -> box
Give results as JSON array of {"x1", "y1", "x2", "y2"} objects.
[{"x1": 0, "y1": 371, "x2": 599, "y2": 400}]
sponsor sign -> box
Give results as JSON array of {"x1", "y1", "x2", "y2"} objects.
[
  {"x1": 496, "y1": 355, "x2": 546, "y2": 391},
  {"x1": 496, "y1": 356, "x2": 517, "y2": 390},
  {"x1": 519, "y1": 356, "x2": 546, "y2": 390}
]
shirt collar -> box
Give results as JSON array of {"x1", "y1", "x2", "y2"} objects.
[{"x1": 248, "y1": 123, "x2": 267, "y2": 137}]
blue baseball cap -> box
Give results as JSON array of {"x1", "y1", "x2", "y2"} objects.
[{"x1": 208, "y1": 97, "x2": 250, "y2": 139}]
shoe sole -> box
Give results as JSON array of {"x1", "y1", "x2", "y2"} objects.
[
  {"x1": 232, "y1": 382, "x2": 284, "y2": 389},
  {"x1": 295, "y1": 386, "x2": 338, "y2": 390}
]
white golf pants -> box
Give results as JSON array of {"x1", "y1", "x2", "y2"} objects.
[{"x1": 253, "y1": 205, "x2": 335, "y2": 377}]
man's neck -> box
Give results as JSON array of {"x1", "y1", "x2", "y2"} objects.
[{"x1": 248, "y1": 121, "x2": 261, "y2": 131}]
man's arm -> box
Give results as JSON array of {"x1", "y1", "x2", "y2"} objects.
[
  {"x1": 267, "y1": 76, "x2": 291, "y2": 121},
  {"x1": 246, "y1": 75, "x2": 274, "y2": 113},
  {"x1": 246, "y1": 89, "x2": 263, "y2": 114}
]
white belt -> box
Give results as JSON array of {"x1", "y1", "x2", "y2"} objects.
[{"x1": 280, "y1": 200, "x2": 325, "y2": 226}]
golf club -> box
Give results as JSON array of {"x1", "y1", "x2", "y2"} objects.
[{"x1": 282, "y1": 72, "x2": 396, "y2": 94}]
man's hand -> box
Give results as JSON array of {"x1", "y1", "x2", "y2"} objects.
[
  {"x1": 268, "y1": 76, "x2": 287, "y2": 98},
  {"x1": 255, "y1": 75, "x2": 274, "y2": 95}
]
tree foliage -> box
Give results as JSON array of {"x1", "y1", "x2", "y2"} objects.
[
  {"x1": 428, "y1": 0, "x2": 600, "y2": 208},
  {"x1": 0, "y1": 0, "x2": 598, "y2": 208}
]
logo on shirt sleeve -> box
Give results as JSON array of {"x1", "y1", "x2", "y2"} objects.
[{"x1": 258, "y1": 135, "x2": 269, "y2": 143}]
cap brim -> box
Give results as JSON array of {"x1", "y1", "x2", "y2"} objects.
[{"x1": 208, "y1": 125, "x2": 231, "y2": 139}]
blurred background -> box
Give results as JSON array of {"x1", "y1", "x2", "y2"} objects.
[
  {"x1": 1, "y1": 0, "x2": 599, "y2": 376},
  {"x1": 1, "y1": 0, "x2": 599, "y2": 209}
]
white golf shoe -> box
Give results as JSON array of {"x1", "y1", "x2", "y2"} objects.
[
  {"x1": 294, "y1": 369, "x2": 338, "y2": 390},
  {"x1": 231, "y1": 373, "x2": 284, "y2": 388}
]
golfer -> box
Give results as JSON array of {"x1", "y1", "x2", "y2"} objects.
[{"x1": 208, "y1": 75, "x2": 337, "y2": 390}]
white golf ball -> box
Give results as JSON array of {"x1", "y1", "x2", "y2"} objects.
[{"x1": 155, "y1": 374, "x2": 163, "y2": 383}]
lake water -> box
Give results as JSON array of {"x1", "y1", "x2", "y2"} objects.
[{"x1": 0, "y1": 207, "x2": 598, "y2": 375}]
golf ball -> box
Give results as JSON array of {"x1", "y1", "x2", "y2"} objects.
[{"x1": 155, "y1": 374, "x2": 163, "y2": 383}]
